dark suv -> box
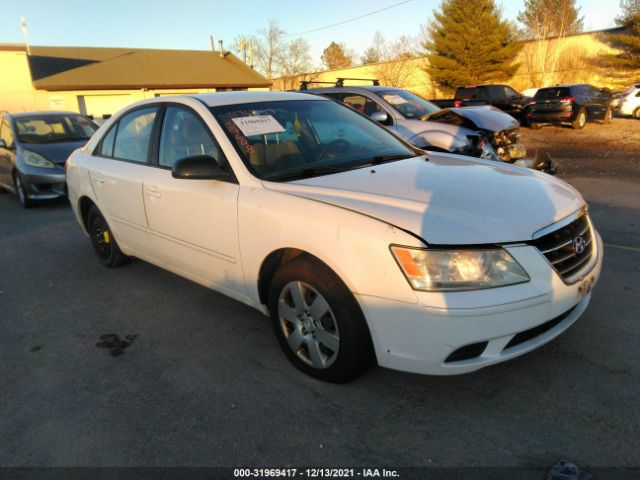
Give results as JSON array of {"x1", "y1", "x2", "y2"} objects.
[{"x1": 527, "y1": 84, "x2": 613, "y2": 129}]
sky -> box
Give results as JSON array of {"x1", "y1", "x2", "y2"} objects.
[{"x1": 0, "y1": 0, "x2": 622, "y2": 67}]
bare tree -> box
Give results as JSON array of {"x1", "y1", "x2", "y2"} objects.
[
  {"x1": 518, "y1": 0, "x2": 584, "y2": 86},
  {"x1": 361, "y1": 31, "x2": 386, "y2": 65},
  {"x1": 252, "y1": 20, "x2": 286, "y2": 79},
  {"x1": 279, "y1": 37, "x2": 312, "y2": 77},
  {"x1": 373, "y1": 35, "x2": 419, "y2": 88}
]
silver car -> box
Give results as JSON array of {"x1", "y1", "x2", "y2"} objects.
[
  {"x1": 306, "y1": 84, "x2": 526, "y2": 164},
  {"x1": 0, "y1": 111, "x2": 98, "y2": 208},
  {"x1": 615, "y1": 83, "x2": 640, "y2": 119}
]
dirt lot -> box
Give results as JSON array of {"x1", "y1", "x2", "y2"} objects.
[{"x1": 520, "y1": 117, "x2": 640, "y2": 181}]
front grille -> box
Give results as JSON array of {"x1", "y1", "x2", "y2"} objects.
[
  {"x1": 532, "y1": 213, "x2": 594, "y2": 282},
  {"x1": 504, "y1": 306, "x2": 576, "y2": 350}
]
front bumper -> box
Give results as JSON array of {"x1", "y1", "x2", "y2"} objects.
[
  {"x1": 358, "y1": 231, "x2": 603, "y2": 376},
  {"x1": 18, "y1": 166, "x2": 67, "y2": 200}
]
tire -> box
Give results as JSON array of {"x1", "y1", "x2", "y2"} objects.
[
  {"x1": 87, "y1": 205, "x2": 127, "y2": 268},
  {"x1": 603, "y1": 107, "x2": 613, "y2": 124},
  {"x1": 13, "y1": 172, "x2": 33, "y2": 208},
  {"x1": 572, "y1": 109, "x2": 587, "y2": 129},
  {"x1": 529, "y1": 122, "x2": 542, "y2": 130},
  {"x1": 633, "y1": 108, "x2": 640, "y2": 120},
  {"x1": 269, "y1": 255, "x2": 374, "y2": 383}
]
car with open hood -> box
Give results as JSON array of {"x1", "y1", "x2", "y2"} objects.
[
  {"x1": 302, "y1": 81, "x2": 536, "y2": 168},
  {"x1": 0, "y1": 111, "x2": 98, "y2": 208},
  {"x1": 66, "y1": 92, "x2": 602, "y2": 382}
]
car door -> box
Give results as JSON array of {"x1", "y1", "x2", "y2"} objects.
[
  {"x1": 141, "y1": 104, "x2": 247, "y2": 299},
  {"x1": 0, "y1": 117, "x2": 16, "y2": 189},
  {"x1": 88, "y1": 106, "x2": 158, "y2": 251}
]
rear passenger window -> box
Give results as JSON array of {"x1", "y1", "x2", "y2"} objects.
[
  {"x1": 113, "y1": 107, "x2": 157, "y2": 163},
  {"x1": 98, "y1": 125, "x2": 117, "y2": 157}
]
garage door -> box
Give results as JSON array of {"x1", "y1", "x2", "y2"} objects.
[{"x1": 77, "y1": 94, "x2": 134, "y2": 119}]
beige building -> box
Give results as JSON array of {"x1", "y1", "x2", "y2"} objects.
[
  {"x1": 0, "y1": 44, "x2": 270, "y2": 118},
  {"x1": 273, "y1": 28, "x2": 638, "y2": 98}
]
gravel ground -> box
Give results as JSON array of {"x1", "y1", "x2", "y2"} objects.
[{"x1": 520, "y1": 117, "x2": 640, "y2": 181}]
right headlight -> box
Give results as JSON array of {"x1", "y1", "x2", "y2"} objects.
[
  {"x1": 391, "y1": 246, "x2": 530, "y2": 291},
  {"x1": 23, "y1": 149, "x2": 56, "y2": 169}
]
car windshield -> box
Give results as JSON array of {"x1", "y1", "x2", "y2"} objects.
[
  {"x1": 375, "y1": 90, "x2": 441, "y2": 119},
  {"x1": 211, "y1": 99, "x2": 417, "y2": 181},
  {"x1": 15, "y1": 114, "x2": 97, "y2": 144}
]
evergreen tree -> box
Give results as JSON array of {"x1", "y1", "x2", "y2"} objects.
[
  {"x1": 423, "y1": 0, "x2": 522, "y2": 89},
  {"x1": 321, "y1": 42, "x2": 354, "y2": 70}
]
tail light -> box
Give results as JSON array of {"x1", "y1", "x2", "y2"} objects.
[
  {"x1": 453, "y1": 100, "x2": 462, "y2": 108},
  {"x1": 559, "y1": 96, "x2": 575, "y2": 103}
]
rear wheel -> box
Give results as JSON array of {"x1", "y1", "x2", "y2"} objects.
[
  {"x1": 87, "y1": 206, "x2": 127, "y2": 268},
  {"x1": 529, "y1": 122, "x2": 542, "y2": 130},
  {"x1": 633, "y1": 108, "x2": 640, "y2": 119},
  {"x1": 13, "y1": 173, "x2": 33, "y2": 208},
  {"x1": 572, "y1": 109, "x2": 587, "y2": 129},
  {"x1": 269, "y1": 255, "x2": 374, "y2": 383}
]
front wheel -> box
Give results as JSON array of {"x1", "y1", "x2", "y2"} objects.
[
  {"x1": 603, "y1": 107, "x2": 613, "y2": 124},
  {"x1": 269, "y1": 255, "x2": 374, "y2": 383},
  {"x1": 529, "y1": 122, "x2": 542, "y2": 130},
  {"x1": 572, "y1": 109, "x2": 587, "y2": 129},
  {"x1": 14, "y1": 173, "x2": 33, "y2": 208},
  {"x1": 87, "y1": 206, "x2": 127, "y2": 268}
]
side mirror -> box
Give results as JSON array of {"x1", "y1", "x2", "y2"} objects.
[
  {"x1": 0, "y1": 139, "x2": 6, "y2": 149},
  {"x1": 171, "y1": 155, "x2": 228, "y2": 180},
  {"x1": 370, "y1": 111, "x2": 388, "y2": 123}
]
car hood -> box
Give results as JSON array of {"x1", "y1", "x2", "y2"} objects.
[
  {"x1": 429, "y1": 106, "x2": 519, "y2": 132},
  {"x1": 263, "y1": 154, "x2": 584, "y2": 245},
  {"x1": 21, "y1": 140, "x2": 88, "y2": 165}
]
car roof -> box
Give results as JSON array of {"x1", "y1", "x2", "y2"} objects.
[
  {"x1": 189, "y1": 91, "x2": 327, "y2": 107},
  {"x1": 306, "y1": 85, "x2": 401, "y2": 93},
  {"x1": 10, "y1": 110, "x2": 83, "y2": 118}
]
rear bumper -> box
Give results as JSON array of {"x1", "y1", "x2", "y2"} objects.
[{"x1": 528, "y1": 111, "x2": 575, "y2": 123}]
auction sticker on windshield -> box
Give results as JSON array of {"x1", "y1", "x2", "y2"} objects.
[
  {"x1": 382, "y1": 94, "x2": 408, "y2": 105},
  {"x1": 232, "y1": 115, "x2": 286, "y2": 137}
]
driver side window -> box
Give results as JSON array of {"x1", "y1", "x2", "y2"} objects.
[{"x1": 0, "y1": 119, "x2": 14, "y2": 148}]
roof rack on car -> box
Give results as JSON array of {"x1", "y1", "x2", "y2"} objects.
[
  {"x1": 299, "y1": 81, "x2": 338, "y2": 91},
  {"x1": 335, "y1": 77, "x2": 380, "y2": 87}
]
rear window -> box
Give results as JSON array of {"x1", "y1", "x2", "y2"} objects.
[
  {"x1": 534, "y1": 88, "x2": 571, "y2": 100},
  {"x1": 455, "y1": 87, "x2": 483, "y2": 99}
]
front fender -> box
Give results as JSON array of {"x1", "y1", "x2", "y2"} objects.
[{"x1": 237, "y1": 187, "x2": 422, "y2": 308}]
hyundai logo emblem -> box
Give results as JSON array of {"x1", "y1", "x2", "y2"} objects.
[{"x1": 573, "y1": 235, "x2": 586, "y2": 254}]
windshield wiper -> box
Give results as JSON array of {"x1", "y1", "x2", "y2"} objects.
[{"x1": 266, "y1": 165, "x2": 349, "y2": 182}]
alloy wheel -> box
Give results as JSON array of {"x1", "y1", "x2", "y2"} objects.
[
  {"x1": 15, "y1": 175, "x2": 25, "y2": 205},
  {"x1": 277, "y1": 281, "x2": 340, "y2": 369}
]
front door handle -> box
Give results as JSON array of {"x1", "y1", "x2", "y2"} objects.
[
  {"x1": 144, "y1": 186, "x2": 161, "y2": 198},
  {"x1": 93, "y1": 174, "x2": 104, "y2": 185}
]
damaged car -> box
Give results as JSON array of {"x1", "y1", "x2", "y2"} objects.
[{"x1": 303, "y1": 80, "x2": 554, "y2": 174}]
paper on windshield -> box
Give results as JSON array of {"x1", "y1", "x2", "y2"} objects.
[
  {"x1": 383, "y1": 94, "x2": 408, "y2": 105},
  {"x1": 231, "y1": 115, "x2": 286, "y2": 137}
]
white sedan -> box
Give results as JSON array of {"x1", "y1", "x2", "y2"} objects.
[{"x1": 66, "y1": 92, "x2": 603, "y2": 382}]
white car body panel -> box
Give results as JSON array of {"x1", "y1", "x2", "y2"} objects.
[
  {"x1": 66, "y1": 92, "x2": 603, "y2": 376},
  {"x1": 264, "y1": 153, "x2": 583, "y2": 245}
]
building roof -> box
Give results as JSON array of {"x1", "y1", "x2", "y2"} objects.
[{"x1": 1, "y1": 45, "x2": 271, "y2": 91}]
